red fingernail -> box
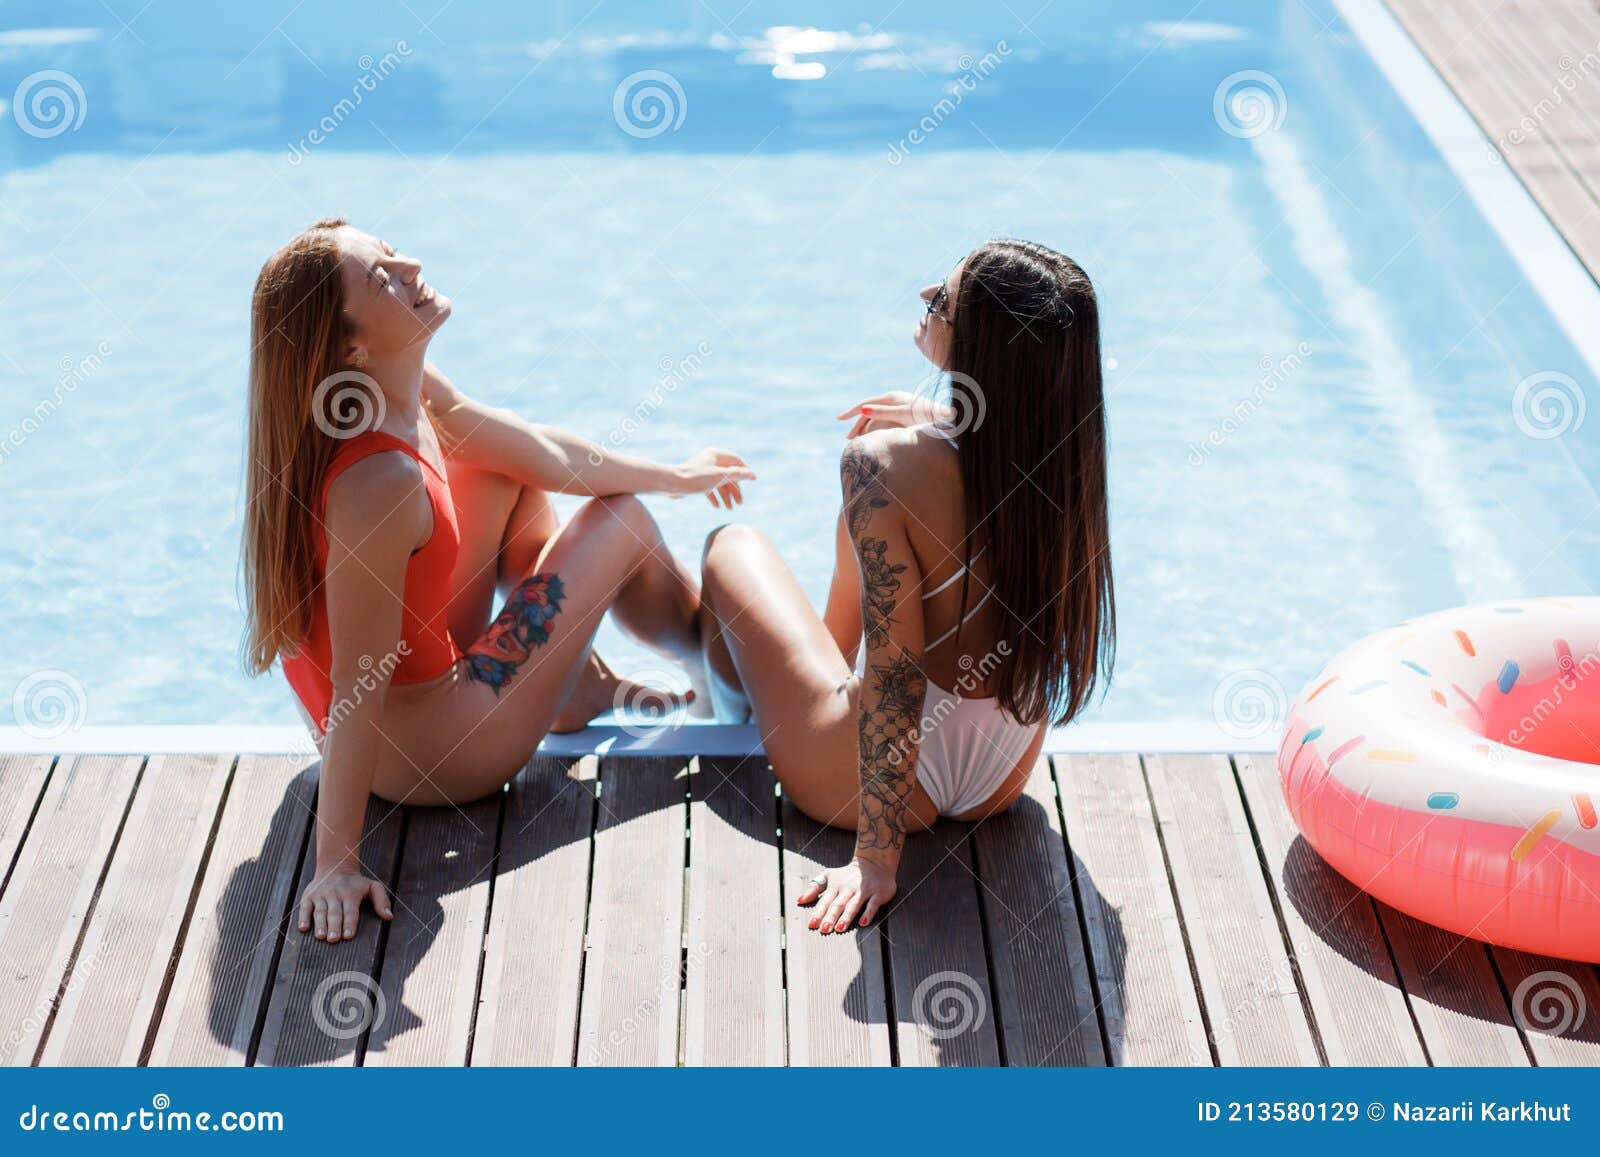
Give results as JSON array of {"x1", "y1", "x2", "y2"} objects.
[
  {"x1": 809, "y1": 918, "x2": 819, "y2": 929},
  {"x1": 861, "y1": 406, "x2": 873, "y2": 414}
]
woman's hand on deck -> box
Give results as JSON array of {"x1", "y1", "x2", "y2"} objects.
[
  {"x1": 837, "y1": 392, "x2": 955, "y2": 438},
  {"x1": 670, "y1": 448, "x2": 756, "y2": 508},
  {"x1": 796, "y1": 857, "x2": 896, "y2": 934},
  {"x1": 297, "y1": 868, "x2": 394, "y2": 943}
]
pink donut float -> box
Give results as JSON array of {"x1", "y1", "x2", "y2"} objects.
[{"x1": 1280, "y1": 598, "x2": 1600, "y2": 963}]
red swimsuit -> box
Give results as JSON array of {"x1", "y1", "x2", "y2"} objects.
[{"x1": 282, "y1": 431, "x2": 462, "y2": 736}]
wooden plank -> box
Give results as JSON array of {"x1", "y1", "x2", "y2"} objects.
[
  {"x1": 364, "y1": 795, "x2": 501, "y2": 1066},
  {"x1": 254, "y1": 797, "x2": 404, "y2": 1067},
  {"x1": 40, "y1": 754, "x2": 234, "y2": 1065},
  {"x1": 148, "y1": 756, "x2": 317, "y2": 1066},
  {"x1": 0, "y1": 756, "x2": 53, "y2": 898},
  {"x1": 1234, "y1": 754, "x2": 1426, "y2": 1065},
  {"x1": 684, "y1": 755, "x2": 783, "y2": 1065},
  {"x1": 575, "y1": 755, "x2": 687, "y2": 1067},
  {"x1": 1491, "y1": 948, "x2": 1600, "y2": 1066},
  {"x1": 1377, "y1": 904, "x2": 1531, "y2": 1065},
  {"x1": 1143, "y1": 754, "x2": 1318, "y2": 1065},
  {"x1": 0, "y1": 755, "x2": 143, "y2": 1067},
  {"x1": 886, "y1": 820, "x2": 1000, "y2": 1066},
  {"x1": 1054, "y1": 754, "x2": 1208, "y2": 1065},
  {"x1": 472, "y1": 756, "x2": 595, "y2": 1067},
  {"x1": 970, "y1": 757, "x2": 1104, "y2": 1066},
  {"x1": 1389, "y1": 0, "x2": 1600, "y2": 272},
  {"x1": 780, "y1": 795, "x2": 892, "y2": 1066}
]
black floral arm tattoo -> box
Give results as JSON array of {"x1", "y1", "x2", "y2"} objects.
[
  {"x1": 841, "y1": 442, "x2": 924, "y2": 859},
  {"x1": 856, "y1": 650, "x2": 926, "y2": 856}
]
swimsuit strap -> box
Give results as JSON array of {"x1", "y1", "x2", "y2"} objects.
[
  {"x1": 926, "y1": 586, "x2": 994, "y2": 652},
  {"x1": 922, "y1": 545, "x2": 988, "y2": 600}
]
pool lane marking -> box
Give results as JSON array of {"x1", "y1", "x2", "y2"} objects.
[{"x1": 1511, "y1": 809, "x2": 1562, "y2": 863}]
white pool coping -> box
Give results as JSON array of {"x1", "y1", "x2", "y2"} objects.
[
  {"x1": 0, "y1": 722, "x2": 1277, "y2": 757},
  {"x1": 1333, "y1": 0, "x2": 1600, "y2": 386}
]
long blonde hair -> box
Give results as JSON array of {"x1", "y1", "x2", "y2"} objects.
[{"x1": 241, "y1": 217, "x2": 352, "y2": 675}]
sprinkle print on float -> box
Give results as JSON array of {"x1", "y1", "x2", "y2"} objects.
[
  {"x1": 465, "y1": 574, "x2": 566, "y2": 694},
  {"x1": 1279, "y1": 598, "x2": 1600, "y2": 963}
]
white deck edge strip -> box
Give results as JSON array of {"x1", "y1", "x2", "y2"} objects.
[
  {"x1": 1333, "y1": 0, "x2": 1600, "y2": 383},
  {"x1": 0, "y1": 723, "x2": 1278, "y2": 757}
]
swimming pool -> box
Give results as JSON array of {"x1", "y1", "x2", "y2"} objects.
[{"x1": 2, "y1": 0, "x2": 1597, "y2": 742}]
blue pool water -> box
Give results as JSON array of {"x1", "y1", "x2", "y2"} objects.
[{"x1": 1, "y1": 0, "x2": 1597, "y2": 731}]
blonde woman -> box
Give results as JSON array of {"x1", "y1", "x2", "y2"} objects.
[{"x1": 241, "y1": 218, "x2": 752, "y2": 944}]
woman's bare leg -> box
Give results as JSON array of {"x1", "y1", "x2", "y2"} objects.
[
  {"x1": 699, "y1": 523, "x2": 938, "y2": 833},
  {"x1": 381, "y1": 494, "x2": 703, "y2": 802},
  {"x1": 444, "y1": 463, "x2": 700, "y2": 729}
]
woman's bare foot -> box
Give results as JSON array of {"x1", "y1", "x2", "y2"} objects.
[{"x1": 548, "y1": 650, "x2": 697, "y2": 733}]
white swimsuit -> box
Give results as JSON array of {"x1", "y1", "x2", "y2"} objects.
[{"x1": 854, "y1": 544, "x2": 1042, "y2": 817}]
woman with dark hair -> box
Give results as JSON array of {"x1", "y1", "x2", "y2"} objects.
[{"x1": 699, "y1": 239, "x2": 1115, "y2": 936}]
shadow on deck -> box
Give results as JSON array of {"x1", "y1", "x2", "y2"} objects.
[{"x1": 2, "y1": 750, "x2": 1598, "y2": 1066}]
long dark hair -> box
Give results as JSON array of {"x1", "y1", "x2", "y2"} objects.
[{"x1": 946, "y1": 239, "x2": 1114, "y2": 726}]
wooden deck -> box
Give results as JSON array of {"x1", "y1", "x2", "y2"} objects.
[
  {"x1": 2, "y1": 751, "x2": 1598, "y2": 1066},
  {"x1": 1386, "y1": 0, "x2": 1600, "y2": 279}
]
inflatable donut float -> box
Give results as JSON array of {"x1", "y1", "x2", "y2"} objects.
[{"x1": 1280, "y1": 598, "x2": 1600, "y2": 963}]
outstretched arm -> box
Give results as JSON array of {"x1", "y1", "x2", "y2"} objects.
[
  {"x1": 421, "y1": 362, "x2": 753, "y2": 504},
  {"x1": 295, "y1": 452, "x2": 422, "y2": 943},
  {"x1": 802, "y1": 437, "x2": 926, "y2": 934}
]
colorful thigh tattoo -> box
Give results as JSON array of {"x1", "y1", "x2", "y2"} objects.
[{"x1": 464, "y1": 573, "x2": 566, "y2": 694}]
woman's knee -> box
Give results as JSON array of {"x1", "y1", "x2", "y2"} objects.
[
  {"x1": 577, "y1": 492, "x2": 657, "y2": 543},
  {"x1": 702, "y1": 522, "x2": 771, "y2": 572}
]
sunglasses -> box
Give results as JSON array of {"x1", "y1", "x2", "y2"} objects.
[{"x1": 925, "y1": 283, "x2": 950, "y2": 320}]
